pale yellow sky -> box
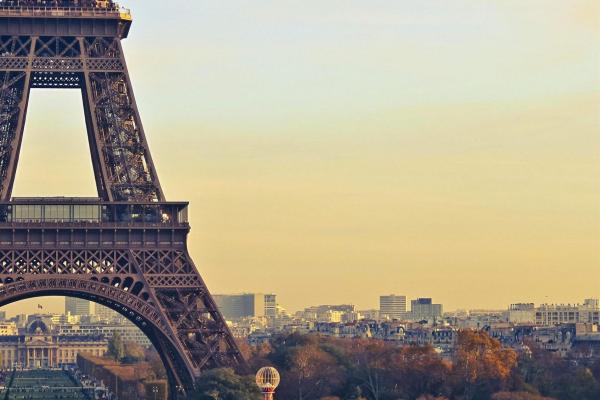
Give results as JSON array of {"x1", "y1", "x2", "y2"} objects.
[{"x1": 2, "y1": 0, "x2": 599, "y2": 315}]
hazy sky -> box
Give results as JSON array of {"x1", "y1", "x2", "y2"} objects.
[{"x1": 3, "y1": 0, "x2": 599, "y2": 316}]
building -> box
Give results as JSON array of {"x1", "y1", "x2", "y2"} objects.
[
  {"x1": 65, "y1": 297, "x2": 91, "y2": 317},
  {"x1": 94, "y1": 304, "x2": 120, "y2": 322},
  {"x1": 213, "y1": 294, "x2": 276, "y2": 320},
  {"x1": 380, "y1": 295, "x2": 407, "y2": 320},
  {"x1": 264, "y1": 294, "x2": 277, "y2": 318},
  {"x1": 411, "y1": 298, "x2": 443, "y2": 321},
  {"x1": 56, "y1": 320, "x2": 151, "y2": 347},
  {"x1": 535, "y1": 299, "x2": 600, "y2": 326},
  {"x1": 360, "y1": 309, "x2": 380, "y2": 320},
  {"x1": 0, "y1": 323, "x2": 17, "y2": 336},
  {"x1": 0, "y1": 319, "x2": 107, "y2": 369},
  {"x1": 298, "y1": 305, "x2": 356, "y2": 323},
  {"x1": 12, "y1": 314, "x2": 28, "y2": 328},
  {"x1": 51, "y1": 313, "x2": 78, "y2": 325},
  {"x1": 531, "y1": 325, "x2": 575, "y2": 356},
  {"x1": 508, "y1": 303, "x2": 535, "y2": 324}
]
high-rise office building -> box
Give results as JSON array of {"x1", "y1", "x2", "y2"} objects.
[
  {"x1": 379, "y1": 295, "x2": 406, "y2": 320},
  {"x1": 94, "y1": 304, "x2": 119, "y2": 322},
  {"x1": 264, "y1": 294, "x2": 277, "y2": 318},
  {"x1": 213, "y1": 293, "x2": 276, "y2": 320},
  {"x1": 410, "y1": 298, "x2": 443, "y2": 321},
  {"x1": 65, "y1": 297, "x2": 91, "y2": 317}
]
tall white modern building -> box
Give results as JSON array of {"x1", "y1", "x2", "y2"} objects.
[{"x1": 379, "y1": 295, "x2": 407, "y2": 320}]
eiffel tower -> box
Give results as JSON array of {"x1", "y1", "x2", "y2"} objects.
[{"x1": 0, "y1": 1, "x2": 245, "y2": 398}]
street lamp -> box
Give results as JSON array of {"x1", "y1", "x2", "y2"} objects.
[
  {"x1": 255, "y1": 367, "x2": 280, "y2": 400},
  {"x1": 152, "y1": 385, "x2": 159, "y2": 400}
]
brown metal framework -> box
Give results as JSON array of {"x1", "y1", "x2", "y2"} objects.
[{"x1": 0, "y1": 2, "x2": 245, "y2": 398}]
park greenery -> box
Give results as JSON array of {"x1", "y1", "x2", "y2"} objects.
[
  {"x1": 107, "y1": 332, "x2": 151, "y2": 364},
  {"x1": 190, "y1": 330, "x2": 600, "y2": 400}
]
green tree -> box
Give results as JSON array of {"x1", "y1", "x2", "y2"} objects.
[
  {"x1": 107, "y1": 332, "x2": 125, "y2": 361},
  {"x1": 192, "y1": 368, "x2": 261, "y2": 400}
]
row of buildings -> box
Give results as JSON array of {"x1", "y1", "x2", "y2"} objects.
[
  {"x1": 0, "y1": 298, "x2": 153, "y2": 370},
  {"x1": 212, "y1": 293, "x2": 600, "y2": 350},
  {"x1": 1, "y1": 293, "x2": 595, "y2": 370},
  {"x1": 213, "y1": 293, "x2": 277, "y2": 320},
  {"x1": 211, "y1": 293, "x2": 445, "y2": 326},
  {"x1": 212, "y1": 293, "x2": 600, "y2": 329},
  {"x1": 380, "y1": 295, "x2": 443, "y2": 321},
  {"x1": 508, "y1": 299, "x2": 600, "y2": 325},
  {"x1": 0, "y1": 319, "x2": 107, "y2": 369}
]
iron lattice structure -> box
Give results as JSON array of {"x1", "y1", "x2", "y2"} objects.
[{"x1": 0, "y1": 1, "x2": 246, "y2": 398}]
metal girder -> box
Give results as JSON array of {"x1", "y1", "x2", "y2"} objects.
[
  {"x1": 0, "y1": 239, "x2": 246, "y2": 398},
  {"x1": 0, "y1": 35, "x2": 164, "y2": 202}
]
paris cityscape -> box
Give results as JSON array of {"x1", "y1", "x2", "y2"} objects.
[
  {"x1": 0, "y1": 294, "x2": 598, "y2": 399},
  {"x1": 0, "y1": 0, "x2": 597, "y2": 400}
]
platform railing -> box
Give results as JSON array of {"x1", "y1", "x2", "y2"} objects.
[
  {"x1": 0, "y1": 5, "x2": 130, "y2": 19},
  {"x1": 0, "y1": 200, "x2": 189, "y2": 227}
]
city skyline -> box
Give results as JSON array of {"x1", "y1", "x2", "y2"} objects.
[
  {"x1": 2, "y1": 293, "x2": 600, "y2": 318},
  {"x1": 0, "y1": 0, "x2": 597, "y2": 316}
]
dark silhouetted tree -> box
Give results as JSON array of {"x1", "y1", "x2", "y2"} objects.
[
  {"x1": 192, "y1": 368, "x2": 261, "y2": 400},
  {"x1": 107, "y1": 332, "x2": 125, "y2": 361}
]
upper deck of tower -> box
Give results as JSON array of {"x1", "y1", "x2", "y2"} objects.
[{"x1": 0, "y1": 0, "x2": 132, "y2": 38}]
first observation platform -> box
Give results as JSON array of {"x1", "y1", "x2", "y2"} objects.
[
  {"x1": 0, "y1": 198, "x2": 191, "y2": 250},
  {"x1": 0, "y1": 0, "x2": 132, "y2": 38}
]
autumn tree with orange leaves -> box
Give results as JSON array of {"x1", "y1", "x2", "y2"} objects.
[{"x1": 453, "y1": 330, "x2": 518, "y2": 399}]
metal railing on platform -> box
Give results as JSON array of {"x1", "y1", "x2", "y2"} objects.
[
  {"x1": 0, "y1": 6, "x2": 130, "y2": 19},
  {"x1": 0, "y1": 199, "x2": 189, "y2": 227}
]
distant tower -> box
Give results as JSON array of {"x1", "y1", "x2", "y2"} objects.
[{"x1": 256, "y1": 367, "x2": 280, "y2": 400}]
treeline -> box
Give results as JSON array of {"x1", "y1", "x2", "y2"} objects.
[
  {"x1": 191, "y1": 330, "x2": 600, "y2": 400},
  {"x1": 106, "y1": 333, "x2": 167, "y2": 380}
]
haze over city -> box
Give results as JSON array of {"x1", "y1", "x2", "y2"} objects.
[{"x1": 3, "y1": 0, "x2": 598, "y2": 316}]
